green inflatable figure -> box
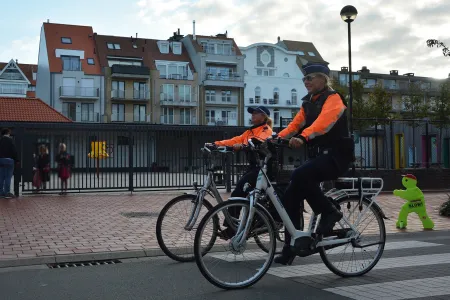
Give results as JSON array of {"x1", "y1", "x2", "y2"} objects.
[{"x1": 393, "y1": 174, "x2": 434, "y2": 229}]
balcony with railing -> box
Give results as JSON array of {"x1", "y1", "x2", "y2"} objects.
[
  {"x1": 111, "y1": 113, "x2": 150, "y2": 123},
  {"x1": 205, "y1": 95, "x2": 238, "y2": 105},
  {"x1": 0, "y1": 84, "x2": 27, "y2": 96},
  {"x1": 159, "y1": 92, "x2": 197, "y2": 107},
  {"x1": 204, "y1": 72, "x2": 244, "y2": 88},
  {"x1": 206, "y1": 117, "x2": 236, "y2": 126},
  {"x1": 160, "y1": 115, "x2": 197, "y2": 125},
  {"x1": 111, "y1": 89, "x2": 150, "y2": 101},
  {"x1": 59, "y1": 87, "x2": 100, "y2": 99},
  {"x1": 111, "y1": 65, "x2": 150, "y2": 79},
  {"x1": 62, "y1": 111, "x2": 100, "y2": 123},
  {"x1": 159, "y1": 73, "x2": 194, "y2": 81}
]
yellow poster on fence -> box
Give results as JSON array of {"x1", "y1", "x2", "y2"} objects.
[{"x1": 88, "y1": 141, "x2": 109, "y2": 159}]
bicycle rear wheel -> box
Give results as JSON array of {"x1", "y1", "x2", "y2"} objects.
[
  {"x1": 194, "y1": 200, "x2": 276, "y2": 290},
  {"x1": 156, "y1": 193, "x2": 217, "y2": 262},
  {"x1": 319, "y1": 196, "x2": 386, "y2": 277}
]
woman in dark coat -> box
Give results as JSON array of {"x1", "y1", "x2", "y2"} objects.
[
  {"x1": 34, "y1": 145, "x2": 50, "y2": 191},
  {"x1": 55, "y1": 143, "x2": 71, "y2": 195}
]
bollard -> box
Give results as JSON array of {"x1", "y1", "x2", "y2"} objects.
[{"x1": 393, "y1": 174, "x2": 434, "y2": 230}]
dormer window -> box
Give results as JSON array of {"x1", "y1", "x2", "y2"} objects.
[
  {"x1": 308, "y1": 52, "x2": 315, "y2": 56},
  {"x1": 107, "y1": 43, "x2": 121, "y2": 50},
  {"x1": 158, "y1": 41, "x2": 170, "y2": 54},
  {"x1": 61, "y1": 37, "x2": 72, "y2": 44},
  {"x1": 171, "y1": 42, "x2": 182, "y2": 55}
]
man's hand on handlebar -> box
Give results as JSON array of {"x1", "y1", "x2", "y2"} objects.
[
  {"x1": 233, "y1": 144, "x2": 243, "y2": 151},
  {"x1": 289, "y1": 137, "x2": 304, "y2": 149}
]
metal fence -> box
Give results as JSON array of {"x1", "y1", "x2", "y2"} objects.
[
  {"x1": 280, "y1": 117, "x2": 450, "y2": 170},
  {"x1": 4, "y1": 117, "x2": 448, "y2": 195},
  {"x1": 2, "y1": 122, "x2": 306, "y2": 195}
]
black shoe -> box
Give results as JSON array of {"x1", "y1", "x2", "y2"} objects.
[
  {"x1": 274, "y1": 246, "x2": 295, "y2": 265},
  {"x1": 317, "y1": 207, "x2": 343, "y2": 235}
]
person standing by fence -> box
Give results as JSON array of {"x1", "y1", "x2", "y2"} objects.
[
  {"x1": 56, "y1": 143, "x2": 71, "y2": 195},
  {"x1": 0, "y1": 128, "x2": 18, "y2": 199},
  {"x1": 33, "y1": 145, "x2": 50, "y2": 192}
]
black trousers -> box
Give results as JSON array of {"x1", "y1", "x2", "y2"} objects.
[{"x1": 282, "y1": 152, "x2": 350, "y2": 245}]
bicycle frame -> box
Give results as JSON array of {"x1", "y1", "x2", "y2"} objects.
[
  {"x1": 184, "y1": 146, "x2": 231, "y2": 231},
  {"x1": 231, "y1": 139, "x2": 385, "y2": 250}
]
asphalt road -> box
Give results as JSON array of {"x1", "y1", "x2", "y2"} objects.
[{"x1": 1, "y1": 231, "x2": 450, "y2": 300}]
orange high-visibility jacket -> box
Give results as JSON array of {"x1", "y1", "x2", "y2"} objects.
[
  {"x1": 278, "y1": 93, "x2": 346, "y2": 143},
  {"x1": 214, "y1": 124, "x2": 273, "y2": 146}
]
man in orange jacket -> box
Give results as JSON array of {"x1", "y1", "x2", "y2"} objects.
[
  {"x1": 273, "y1": 62, "x2": 355, "y2": 265},
  {"x1": 212, "y1": 106, "x2": 273, "y2": 238}
]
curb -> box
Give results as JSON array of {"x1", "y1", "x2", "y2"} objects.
[{"x1": 0, "y1": 248, "x2": 166, "y2": 269}]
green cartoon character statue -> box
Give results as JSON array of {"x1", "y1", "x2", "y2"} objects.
[{"x1": 393, "y1": 174, "x2": 434, "y2": 229}]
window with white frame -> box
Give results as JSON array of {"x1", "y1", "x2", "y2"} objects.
[
  {"x1": 206, "y1": 90, "x2": 216, "y2": 102},
  {"x1": 206, "y1": 110, "x2": 216, "y2": 123},
  {"x1": 179, "y1": 85, "x2": 191, "y2": 102},
  {"x1": 291, "y1": 89, "x2": 297, "y2": 105},
  {"x1": 158, "y1": 41, "x2": 169, "y2": 54},
  {"x1": 180, "y1": 108, "x2": 191, "y2": 125},
  {"x1": 273, "y1": 109, "x2": 280, "y2": 125},
  {"x1": 61, "y1": 56, "x2": 81, "y2": 71},
  {"x1": 161, "y1": 107, "x2": 174, "y2": 124},
  {"x1": 61, "y1": 37, "x2": 72, "y2": 44},
  {"x1": 112, "y1": 104, "x2": 125, "y2": 122},
  {"x1": 161, "y1": 84, "x2": 174, "y2": 101},
  {"x1": 254, "y1": 87, "x2": 261, "y2": 103},
  {"x1": 201, "y1": 42, "x2": 233, "y2": 55},
  {"x1": 107, "y1": 43, "x2": 121, "y2": 50},
  {"x1": 133, "y1": 104, "x2": 146, "y2": 122},
  {"x1": 81, "y1": 103, "x2": 95, "y2": 122},
  {"x1": 273, "y1": 88, "x2": 279, "y2": 103},
  {"x1": 221, "y1": 90, "x2": 231, "y2": 102},
  {"x1": 171, "y1": 42, "x2": 182, "y2": 55},
  {"x1": 256, "y1": 68, "x2": 275, "y2": 76}
]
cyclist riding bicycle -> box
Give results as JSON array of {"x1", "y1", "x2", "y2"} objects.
[
  {"x1": 272, "y1": 62, "x2": 355, "y2": 265},
  {"x1": 209, "y1": 106, "x2": 273, "y2": 238}
]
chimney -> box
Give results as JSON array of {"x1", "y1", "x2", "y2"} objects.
[
  {"x1": 390, "y1": 70, "x2": 398, "y2": 76},
  {"x1": 178, "y1": 28, "x2": 180, "y2": 35},
  {"x1": 15, "y1": 59, "x2": 18, "y2": 64},
  {"x1": 193, "y1": 20, "x2": 196, "y2": 40},
  {"x1": 341, "y1": 66, "x2": 349, "y2": 72},
  {"x1": 47, "y1": 19, "x2": 49, "y2": 23},
  {"x1": 360, "y1": 66, "x2": 370, "y2": 73},
  {"x1": 136, "y1": 33, "x2": 138, "y2": 39},
  {"x1": 277, "y1": 36, "x2": 280, "y2": 43}
]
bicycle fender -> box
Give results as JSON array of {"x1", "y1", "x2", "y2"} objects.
[{"x1": 226, "y1": 197, "x2": 278, "y2": 228}]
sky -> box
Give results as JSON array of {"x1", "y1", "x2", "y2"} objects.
[{"x1": 1, "y1": 0, "x2": 449, "y2": 79}]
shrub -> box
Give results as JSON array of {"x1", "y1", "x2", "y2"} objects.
[{"x1": 439, "y1": 194, "x2": 450, "y2": 217}]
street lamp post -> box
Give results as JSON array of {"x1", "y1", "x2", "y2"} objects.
[{"x1": 340, "y1": 5, "x2": 358, "y2": 175}]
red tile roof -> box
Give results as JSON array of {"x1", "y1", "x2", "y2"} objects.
[
  {"x1": 0, "y1": 97, "x2": 72, "y2": 123},
  {"x1": 43, "y1": 23, "x2": 101, "y2": 75},
  {"x1": 94, "y1": 34, "x2": 196, "y2": 71},
  {"x1": 185, "y1": 34, "x2": 243, "y2": 56}
]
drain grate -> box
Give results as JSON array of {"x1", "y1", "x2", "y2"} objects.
[
  {"x1": 47, "y1": 259, "x2": 122, "y2": 269},
  {"x1": 120, "y1": 212, "x2": 159, "y2": 218}
]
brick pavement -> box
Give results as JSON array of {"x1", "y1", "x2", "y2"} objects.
[{"x1": 0, "y1": 191, "x2": 449, "y2": 261}]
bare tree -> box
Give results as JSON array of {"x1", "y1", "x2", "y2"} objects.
[{"x1": 426, "y1": 39, "x2": 450, "y2": 57}]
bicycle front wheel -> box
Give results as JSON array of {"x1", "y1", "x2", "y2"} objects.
[
  {"x1": 194, "y1": 200, "x2": 276, "y2": 290},
  {"x1": 156, "y1": 193, "x2": 217, "y2": 262},
  {"x1": 319, "y1": 196, "x2": 386, "y2": 277}
]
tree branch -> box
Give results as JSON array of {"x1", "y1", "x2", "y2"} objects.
[{"x1": 427, "y1": 39, "x2": 450, "y2": 57}]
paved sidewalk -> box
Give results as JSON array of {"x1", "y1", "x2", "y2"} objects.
[{"x1": 0, "y1": 190, "x2": 449, "y2": 267}]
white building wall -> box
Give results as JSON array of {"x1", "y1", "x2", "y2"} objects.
[
  {"x1": 36, "y1": 25, "x2": 51, "y2": 104},
  {"x1": 240, "y1": 44, "x2": 308, "y2": 127}
]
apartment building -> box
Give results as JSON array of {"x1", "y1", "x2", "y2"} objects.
[
  {"x1": 94, "y1": 34, "x2": 152, "y2": 123},
  {"x1": 240, "y1": 37, "x2": 327, "y2": 127},
  {"x1": 182, "y1": 30, "x2": 245, "y2": 126},
  {"x1": 36, "y1": 22, "x2": 104, "y2": 123},
  {"x1": 0, "y1": 59, "x2": 37, "y2": 98},
  {"x1": 151, "y1": 30, "x2": 198, "y2": 125}
]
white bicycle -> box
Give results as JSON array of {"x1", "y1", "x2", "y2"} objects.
[{"x1": 193, "y1": 137, "x2": 387, "y2": 290}]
